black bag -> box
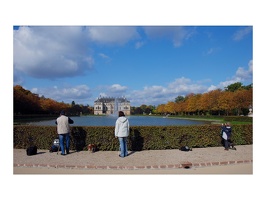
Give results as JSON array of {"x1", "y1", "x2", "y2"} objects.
[
  {"x1": 180, "y1": 146, "x2": 192, "y2": 152},
  {"x1": 26, "y1": 146, "x2": 37, "y2": 156},
  {"x1": 49, "y1": 145, "x2": 59, "y2": 152}
]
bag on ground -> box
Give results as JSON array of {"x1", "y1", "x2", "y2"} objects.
[
  {"x1": 180, "y1": 146, "x2": 192, "y2": 151},
  {"x1": 26, "y1": 146, "x2": 37, "y2": 156},
  {"x1": 49, "y1": 145, "x2": 59, "y2": 152},
  {"x1": 49, "y1": 139, "x2": 60, "y2": 153}
]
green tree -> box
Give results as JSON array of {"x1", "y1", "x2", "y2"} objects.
[
  {"x1": 175, "y1": 95, "x2": 185, "y2": 103},
  {"x1": 225, "y1": 82, "x2": 243, "y2": 92}
]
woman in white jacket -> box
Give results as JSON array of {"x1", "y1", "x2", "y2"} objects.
[{"x1": 115, "y1": 111, "x2": 129, "y2": 157}]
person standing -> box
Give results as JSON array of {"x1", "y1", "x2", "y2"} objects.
[
  {"x1": 55, "y1": 110, "x2": 74, "y2": 155},
  {"x1": 115, "y1": 111, "x2": 129, "y2": 158}
]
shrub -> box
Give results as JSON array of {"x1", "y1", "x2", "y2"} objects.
[
  {"x1": 224, "y1": 116, "x2": 253, "y2": 123},
  {"x1": 13, "y1": 124, "x2": 252, "y2": 151}
]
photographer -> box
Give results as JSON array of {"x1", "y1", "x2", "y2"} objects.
[
  {"x1": 221, "y1": 122, "x2": 236, "y2": 151},
  {"x1": 55, "y1": 110, "x2": 74, "y2": 155}
]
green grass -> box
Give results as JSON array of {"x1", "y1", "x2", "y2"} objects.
[{"x1": 168, "y1": 115, "x2": 252, "y2": 125}]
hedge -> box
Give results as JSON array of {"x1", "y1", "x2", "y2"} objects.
[
  {"x1": 224, "y1": 116, "x2": 253, "y2": 122},
  {"x1": 13, "y1": 124, "x2": 253, "y2": 151}
]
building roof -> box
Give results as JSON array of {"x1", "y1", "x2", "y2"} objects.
[{"x1": 94, "y1": 97, "x2": 130, "y2": 103}]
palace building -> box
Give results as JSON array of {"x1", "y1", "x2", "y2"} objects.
[{"x1": 94, "y1": 97, "x2": 130, "y2": 115}]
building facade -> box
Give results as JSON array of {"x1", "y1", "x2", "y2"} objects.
[{"x1": 94, "y1": 97, "x2": 130, "y2": 115}]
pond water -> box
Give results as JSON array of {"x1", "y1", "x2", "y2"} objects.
[{"x1": 29, "y1": 115, "x2": 210, "y2": 126}]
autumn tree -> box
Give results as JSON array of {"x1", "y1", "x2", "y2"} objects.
[
  {"x1": 185, "y1": 93, "x2": 202, "y2": 115},
  {"x1": 165, "y1": 101, "x2": 176, "y2": 114},
  {"x1": 218, "y1": 91, "x2": 234, "y2": 115},
  {"x1": 157, "y1": 104, "x2": 166, "y2": 114},
  {"x1": 14, "y1": 85, "x2": 42, "y2": 114},
  {"x1": 232, "y1": 88, "x2": 253, "y2": 115},
  {"x1": 209, "y1": 89, "x2": 222, "y2": 115},
  {"x1": 14, "y1": 85, "x2": 92, "y2": 115},
  {"x1": 156, "y1": 82, "x2": 252, "y2": 116}
]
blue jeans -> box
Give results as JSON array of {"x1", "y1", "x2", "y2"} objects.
[
  {"x1": 118, "y1": 137, "x2": 128, "y2": 157},
  {"x1": 59, "y1": 133, "x2": 70, "y2": 154}
]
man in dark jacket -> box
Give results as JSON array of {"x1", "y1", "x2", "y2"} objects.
[{"x1": 221, "y1": 122, "x2": 236, "y2": 150}]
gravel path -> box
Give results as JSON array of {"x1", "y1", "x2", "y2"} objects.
[{"x1": 14, "y1": 144, "x2": 252, "y2": 169}]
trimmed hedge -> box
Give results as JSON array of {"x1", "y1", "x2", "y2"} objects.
[
  {"x1": 13, "y1": 124, "x2": 253, "y2": 151},
  {"x1": 224, "y1": 116, "x2": 253, "y2": 122}
]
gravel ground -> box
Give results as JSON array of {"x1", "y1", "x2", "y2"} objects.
[{"x1": 14, "y1": 144, "x2": 253, "y2": 168}]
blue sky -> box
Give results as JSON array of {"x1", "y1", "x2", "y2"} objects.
[{"x1": 13, "y1": 26, "x2": 252, "y2": 106}]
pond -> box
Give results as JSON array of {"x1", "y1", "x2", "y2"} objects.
[{"x1": 28, "y1": 115, "x2": 210, "y2": 126}]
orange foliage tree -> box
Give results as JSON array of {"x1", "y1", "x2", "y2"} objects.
[
  {"x1": 14, "y1": 85, "x2": 91, "y2": 115},
  {"x1": 156, "y1": 83, "x2": 253, "y2": 116}
]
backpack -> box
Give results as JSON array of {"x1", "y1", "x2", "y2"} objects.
[
  {"x1": 180, "y1": 146, "x2": 192, "y2": 152},
  {"x1": 49, "y1": 139, "x2": 60, "y2": 153},
  {"x1": 49, "y1": 145, "x2": 59, "y2": 152}
]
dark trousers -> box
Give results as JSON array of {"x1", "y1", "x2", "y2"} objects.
[{"x1": 224, "y1": 138, "x2": 233, "y2": 149}]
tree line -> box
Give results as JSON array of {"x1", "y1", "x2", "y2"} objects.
[
  {"x1": 13, "y1": 85, "x2": 93, "y2": 115},
  {"x1": 14, "y1": 82, "x2": 252, "y2": 116},
  {"x1": 156, "y1": 82, "x2": 253, "y2": 116}
]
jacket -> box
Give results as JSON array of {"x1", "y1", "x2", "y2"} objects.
[
  {"x1": 221, "y1": 125, "x2": 232, "y2": 138},
  {"x1": 115, "y1": 116, "x2": 129, "y2": 137},
  {"x1": 55, "y1": 115, "x2": 74, "y2": 134}
]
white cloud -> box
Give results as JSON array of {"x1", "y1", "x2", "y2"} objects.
[
  {"x1": 109, "y1": 84, "x2": 127, "y2": 92},
  {"x1": 95, "y1": 84, "x2": 128, "y2": 99},
  {"x1": 13, "y1": 26, "x2": 94, "y2": 80},
  {"x1": 207, "y1": 85, "x2": 218, "y2": 92},
  {"x1": 32, "y1": 84, "x2": 92, "y2": 104},
  {"x1": 143, "y1": 26, "x2": 194, "y2": 47},
  {"x1": 218, "y1": 60, "x2": 253, "y2": 89},
  {"x1": 28, "y1": 58, "x2": 253, "y2": 106},
  {"x1": 232, "y1": 27, "x2": 252, "y2": 41},
  {"x1": 168, "y1": 77, "x2": 207, "y2": 93},
  {"x1": 98, "y1": 53, "x2": 111, "y2": 63},
  {"x1": 98, "y1": 93, "x2": 107, "y2": 97},
  {"x1": 86, "y1": 26, "x2": 140, "y2": 45},
  {"x1": 204, "y1": 47, "x2": 220, "y2": 56},
  {"x1": 235, "y1": 60, "x2": 253, "y2": 80},
  {"x1": 27, "y1": 59, "x2": 253, "y2": 107},
  {"x1": 128, "y1": 77, "x2": 207, "y2": 106},
  {"x1": 107, "y1": 84, "x2": 128, "y2": 97},
  {"x1": 128, "y1": 60, "x2": 253, "y2": 106},
  {"x1": 13, "y1": 26, "x2": 194, "y2": 83},
  {"x1": 99, "y1": 53, "x2": 110, "y2": 59}
]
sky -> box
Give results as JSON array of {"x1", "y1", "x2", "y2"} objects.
[{"x1": 13, "y1": 26, "x2": 253, "y2": 107}]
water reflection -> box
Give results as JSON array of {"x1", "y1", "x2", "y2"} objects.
[{"x1": 29, "y1": 115, "x2": 209, "y2": 126}]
